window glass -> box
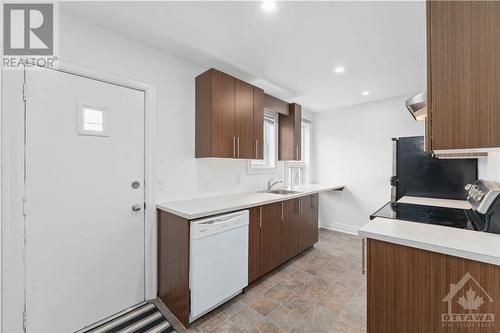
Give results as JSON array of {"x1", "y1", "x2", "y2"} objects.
[
  {"x1": 249, "y1": 113, "x2": 277, "y2": 172},
  {"x1": 287, "y1": 120, "x2": 311, "y2": 186},
  {"x1": 83, "y1": 108, "x2": 104, "y2": 132},
  {"x1": 78, "y1": 105, "x2": 108, "y2": 137}
]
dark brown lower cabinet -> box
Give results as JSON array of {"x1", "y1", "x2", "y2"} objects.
[
  {"x1": 297, "y1": 194, "x2": 319, "y2": 253},
  {"x1": 157, "y1": 194, "x2": 320, "y2": 328},
  {"x1": 311, "y1": 194, "x2": 319, "y2": 244},
  {"x1": 367, "y1": 239, "x2": 500, "y2": 333},
  {"x1": 157, "y1": 210, "x2": 190, "y2": 328},
  {"x1": 281, "y1": 199, "x2": 299, "y2": 263},
  {"x1": 256, "y1": 195, "x2": 319, "y2": 281},
  {"x1": 260, "y1": 202, "x2": 283, "y2": 276},
  {"x1": 248, "y1": 207, "x2": 262, "y2": 283}
]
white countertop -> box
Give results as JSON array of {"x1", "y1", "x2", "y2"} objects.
[
  {"x1": 157, "y1": 184, "x2": 344, "y2": 220},
  {"x1": 398, "y1": 196, "x2": 471, "y2": 209},
  {"x1": 360, "y1": 198, "x2": 500, "y2": 266}
]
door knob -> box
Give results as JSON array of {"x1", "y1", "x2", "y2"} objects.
[{"x1": 132, "y1": 204, "x2": 142, "y2": 212}]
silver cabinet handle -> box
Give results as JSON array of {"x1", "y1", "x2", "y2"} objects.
[
  {"x1": 296, "y1": 144, "x2": 299, "y2": 160},
  {"x1": 237, "y1": 137, "x2": 240, "y2": 157},
  {"x1": 132, "y1": 204, "x2": 142, "y2": 212},
  {"x1": 259, "y1": 207, "x2": 262, "y2": 228},
  {"x1": 281, "y1": 202, "x2": 284, "y2": 222},
  {"x1": 361, "y1": 239, "x2": 367, "y2": 275},
  {"x1": 233, "y1": 137, "x2": 236, "y2": 157},
  {"x1": 255, "y1": 140, "x2": 258, "y2": 158}
]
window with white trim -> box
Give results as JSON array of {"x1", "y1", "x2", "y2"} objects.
[
  {"x1": 247, "y1": 112, "x2": 278, "y2": 174},
  {"x1": 287, "y1": 119, "x2": 311, "y2": 186},
  {"x1": 78, "y1": 104, "x2": 108, "y2": 137}
]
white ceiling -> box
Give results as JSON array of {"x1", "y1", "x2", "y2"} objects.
[{"x1": 62, "y1": 1, "x2": 426, "y2": 112}]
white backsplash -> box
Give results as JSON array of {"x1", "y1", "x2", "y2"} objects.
[{"x1": 478, "y1": 152, "x2": 500, "y2": 182}]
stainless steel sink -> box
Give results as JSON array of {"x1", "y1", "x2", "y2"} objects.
[{"x1": 265, "y1": 189, "x2": 302, "y2": 195}]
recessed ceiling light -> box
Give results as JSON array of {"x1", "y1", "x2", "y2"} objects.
[
  {"x1": 334, "y1": 66, "x2": 345, "y2": 74},
  {"x1": 362, "y1": 90, "x2": 370, "y2": 96},
  {"x1": 262, "y1": 0, "x2": 276, "y2": 13}
]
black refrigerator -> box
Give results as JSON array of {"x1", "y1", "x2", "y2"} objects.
[{"x1": 391, "y1": 136, "x2": 478, "y2": 201}]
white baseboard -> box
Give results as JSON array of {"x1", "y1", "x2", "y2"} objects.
[{"x1": 320, "y1": 219, "x2": 359, "y2": 236}]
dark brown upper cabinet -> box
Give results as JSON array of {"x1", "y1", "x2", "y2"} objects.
[
  {"x1": 427, "y1": 1, "x2": 500, "y2": 150},
  {"x1": 195, "y1": 68, "x2": 264, "y2": 159},
  {"x1": 264, "y1": 93, "x2": 289, "y2": 115},
  {"x1": 253, "y1": 87, "x2": 264, "y2": 160},
  {"x1": 279, "y1": 103, "x2": 302, "y2": 161},
  {"x1": 234, "y1": 79, "x2": 254, "y2": 159}
]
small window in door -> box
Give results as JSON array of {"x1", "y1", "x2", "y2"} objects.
[{"x1": 78, "y1": 104, "x2": 108, "y2": 136}]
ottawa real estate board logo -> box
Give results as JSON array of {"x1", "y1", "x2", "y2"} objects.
[
  {"x1": 3, "y1": 2, "x2": 58, "y2": 69},
  {"x1": 442, "y1": 272, "x2": 495, "y2": 328}
]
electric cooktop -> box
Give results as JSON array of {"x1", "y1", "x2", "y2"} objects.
[{"x1": 370, "y1": 202, "x2": 479, "y2": 231}]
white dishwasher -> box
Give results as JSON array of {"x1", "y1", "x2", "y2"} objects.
[{"x1": 189, "y1": 210, "x2": 249, "y2": 322}]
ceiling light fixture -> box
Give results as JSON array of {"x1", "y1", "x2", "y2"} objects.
[
  {"x1": 334, "y1": 66, "x2": 345, "y2": 74},
  {"x1": 262, "y1": 0, "x2": 276, "y2": 13},
  {"x1": 362, "y1": 90, "x2": 370, "y2": 96}
]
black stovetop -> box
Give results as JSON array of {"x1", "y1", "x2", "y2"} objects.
[{"x1": 370, "y1": 202, "x2": 480, "y2": 231}]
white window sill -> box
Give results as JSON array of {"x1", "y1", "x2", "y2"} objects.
[{"x1": 286, "y1": 160, "x2": 304, "y2": 168}]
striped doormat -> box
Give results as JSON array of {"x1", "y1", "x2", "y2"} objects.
[{"x1": 83, "y1": 303, "x2": 175, "y2": 333}]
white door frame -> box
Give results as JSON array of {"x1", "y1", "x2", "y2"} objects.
[{"x1": 1, "y1": 59, "x2": 158, "y2": 332}]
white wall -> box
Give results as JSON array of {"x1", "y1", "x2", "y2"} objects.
[
  {"x1": 59, "y1": 11, "x2": 290, "y2": 203},
  {"x1": 479, "y1": 153, "x2": 500, "y2": 182},
  {"x1": 313, "y1": 96, "x2": 424, "y2": 233}
]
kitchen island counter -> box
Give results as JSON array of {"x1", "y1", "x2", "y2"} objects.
[{"x1": 360, "y1": 216, "x2": 500, "y2": 266}]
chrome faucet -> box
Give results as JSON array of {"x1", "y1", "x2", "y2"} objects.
[{"x1": 267, "y1": 178, "x2": 283, "y2": 191}]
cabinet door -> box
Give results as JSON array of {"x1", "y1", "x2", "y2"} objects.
[
  {"x1": 234, "y1": 80, "x2": 254, "y2": 159},
  {"x1": 309, "y1": 194, "x2": 319, "y2": 244},
  {"x1": 367, "y1": 239, "x2": 500, "y2": 333},
  {"x1": 297, "y1": 195, "x2": 319, "y2": 253},
  {"x1": 261, "y1": 202, "x2": 283, "y2": 275},
  {"x1": 211, "y1": 70, "x2": 235, "y2": 158},
  {"x1": 297, "y1": 197, "x2": 309, "y2": 253},
  {"x1": 279, "y1": 103, "x2": 302, "y2": 161},
  {"x1": 492, "y1": 2, "x2": 500, "y2": 146},
  {"x1": 253, "y1": 87, "x2": 264, "y2": 160},
  {"x1": 428, "y1": 1, "x2": 500, "y2": 150},
  {"x1": 248, "y1": 207, "x2": 262, "y2": 283},
  {"x1": 281, "y1": 200, "x2": 298, "y2": 263}
]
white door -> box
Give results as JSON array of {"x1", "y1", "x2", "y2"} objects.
[{"x1": 25, "y1": 69, "x2": 145, "y2": 332}]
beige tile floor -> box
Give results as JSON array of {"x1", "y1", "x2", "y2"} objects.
[{"x1": 156, "y1": 228, "x2": 366, "y2": 333}]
